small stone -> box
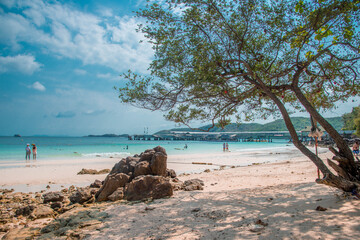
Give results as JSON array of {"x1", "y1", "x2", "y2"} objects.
[
  {"x1": 191, "y1": 208, "x2": 201, "y2": 213},
  {"x1": 315, "y1": 206, "x2": 327, "y2": 211}
]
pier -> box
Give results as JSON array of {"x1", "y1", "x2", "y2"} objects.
[{"x1": 130, "y1": 131, "x2": 300, "y2": 142}]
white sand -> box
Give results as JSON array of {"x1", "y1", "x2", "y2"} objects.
[
  {"x1": 1, "y1": 147, "x2": 359, "y2": 239},
  {"x1": 88, "y1": 151, "x2": 360, "y2": 240}
]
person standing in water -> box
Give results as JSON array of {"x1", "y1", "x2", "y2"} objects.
[
  {"x1": 25, "y1": 144, "x2": 31, "y2": 160},
  {"x1": 32, "y1": 144, "x2": 37, "y2": 160}
]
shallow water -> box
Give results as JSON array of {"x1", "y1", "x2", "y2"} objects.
[{"x1": 0, "y1": 136, "x2": 290, "y2": 159}]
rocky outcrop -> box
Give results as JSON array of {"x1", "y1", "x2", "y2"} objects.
[
  {"x1": 125, "y1": 175, "x2": 173, "y2": 201},
  {"x1": 96, "y1": 146, "x2": 175, "y2": 202},
  {"x1": 134, "y1": 161, "x2": 151, "y2": 177},
  {"x1": 0, "y1": 146, "x2": 207, "y2": 239},
  {"x1": 95, "y1": 173, "x2": 130, "y2": 202},
  {"x1": 69, "y1": 187, "x2": 93, "y2": 204},
  {"x1": 150, "y1": 152, "x2": 167, "y2": 176},
  {"x1": 107, "y1": 187, "x2": 125, "y2": 201}
]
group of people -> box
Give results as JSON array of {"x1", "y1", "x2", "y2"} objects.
[
  {"x1": 223, "y1": 142, "x2": 229, "y2": 152},
  {"x1": 25, "y1": 143, "x2": 37, "y2": 160}
]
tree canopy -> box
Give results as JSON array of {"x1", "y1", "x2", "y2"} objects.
[
  {"x1": 119, "y1": 0, "x2": 359, "y2": 128},
  {"x1": 117, "y1": 0, "x2": 360, "y2": 193}
]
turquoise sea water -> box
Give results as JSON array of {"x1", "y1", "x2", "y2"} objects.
[{"x1": 0, "y1": 136, "x2": 291, "y2": 166}]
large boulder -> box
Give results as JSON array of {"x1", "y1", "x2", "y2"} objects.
[
  {"x1": 126, "y1": 157, "x2": 139, "y2": 173},
  {"x1": 69, "y1": 188, "x2": 93, "y2": 204},
  {"x1": 153, "y1": 146, "x2": 167, "y2": 155},
  {"x1": 96, "y1": 173, "x2": 130, "y2": 202},
  {"x1": 134, "y1": 161, "x2": 151, "y2": 177},
  {"x1": 125, "y1": 175, "x2": 173, "y2": 201},
  {"x1": 109, "y1": 159, "x2": 129, "y2": 174},
  {"x1": 107, "y1": 187, "x2": 125, "y2": 201},
  {"x1": 150, "y1": 152, "x2": 167, "y2": 176},
  {"x1": 139, "y1": 150, "x2": 155, "y2": 162},
  {"x1": 42, "y1": 191, "x2": 65, "y2": 203}
]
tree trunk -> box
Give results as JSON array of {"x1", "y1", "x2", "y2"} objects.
[
  {"x1": 255, "y1": 83, "x2": 332, "y2": 175},
  {"x1": 292, "y1": 85, "x2": 359, "y2": 180}
]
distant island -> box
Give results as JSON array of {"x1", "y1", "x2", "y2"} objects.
[
  {"x1": 86, "y1": 134, "x2": 129, "y2": 138},
  {"x1": 155, "y1": 117, "x2": 344, "y2": 134}
]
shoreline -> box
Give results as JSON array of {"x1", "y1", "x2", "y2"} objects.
[{"x1": 0, "y1": 145, "x2": 325, "y2": 193}]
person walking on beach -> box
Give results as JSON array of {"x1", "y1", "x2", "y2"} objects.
[
  {"x1": 25, "y1": 143, "x2": 31, "y2": 160},
  {"x1": 226, "y1": 142, "x2": 229, "y2": 152},
  {"x1": 353, "y1": 140, "x2": 359, "y2": 156},
  {"x1": 223, "y1": 143, "x2": 226, "y2": 152},
  {"x1": 32, "y1": 144, "x2": 37, "y2": 160}
]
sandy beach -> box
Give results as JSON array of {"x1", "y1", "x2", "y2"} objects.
[
  {"x1": 1, "y1": 147, "x2": 360, "y2": 239},
  {"x1": 87, "y1": 151, "x2": 360, "y2": 240}
]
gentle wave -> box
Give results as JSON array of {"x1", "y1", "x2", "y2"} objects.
[{"x1": 81, "y1": 152, "x2": 131, "y2": 158}]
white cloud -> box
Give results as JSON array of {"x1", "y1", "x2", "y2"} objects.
[
  {"x1": 30, "y1": 81, "x2": 46, "y2": 91},
  {"x1": 82, "y1": 109, "x2": 106, "y2": 116},
  {"x1": 0, "y1": 54, "x2": 42, "y2": 75},
  {"x1": 74, "y1": 69, "x2": 87, "y2": 75},
  {"x1": 0, "y1": 0, "x2": 154, "y2": 73},
  {"x1": 96, "y1": 73, "x2": 120, "y2": 81}
]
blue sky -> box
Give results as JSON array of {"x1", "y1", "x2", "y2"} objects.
[{"x1": 0, "y1": 0, "x2": 358, "y2": 136}]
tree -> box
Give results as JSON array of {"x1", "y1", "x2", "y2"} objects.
[
  {"x1": 117, "y1": 0, "x2": 360, "y2": 193},
  {"x1": 342, "y1": 106, "x2": 360, "y2": 134}
]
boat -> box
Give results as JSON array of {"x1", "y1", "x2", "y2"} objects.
[{"x1": 14, "y1": 134, "x2": 21, "y2": 137}]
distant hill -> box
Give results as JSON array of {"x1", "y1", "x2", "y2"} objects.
[{"x1": 155, "y1": 117, "x2": 343, "y2": 134}]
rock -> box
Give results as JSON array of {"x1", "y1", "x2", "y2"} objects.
[
  {"x1": 170, "y1": 178, "x2": 184, "y2": 191},
  {"x1": 90, "y1": 179, "x2": 102, "y2": 188},
  {"x1": 2, "y1": 227, "x2": 40, "y2": 240},
  {"x1": 42, "y1": 191, "x2": 65, "y2": 203},
  {"x1": 315, "y1": 206, "x2": 327, "y2": 211},
  {"x1": 150, "y1": 152, "x2": 167, "y2": 176},
  {"x1": 191, "y1": 208, "x2": 201, "y2": 213},
  {"x1": 125, "y1": 175, "x2": 173, "y2": 201},
  {"x1": 126, "y1": 157, "x2": 140, "y2": 173},
  {"x1": 69, "y1": 188, "x2": 92, "y2": 204},
  {"x1": 153, "y1": 146, "x2": 167, "y2": 155},
  {"x1": 109, "y1": 159, "x2": 129, "y2": 174},
  {"x1": 31, "y1": 205, "x2": 54, "y2": 219},
  {"x1": 184, "y1": 179, "x2": 204, "y2": 191},
  {"x1": 134, "y1": 161, "x2": 151, "y2": 177},
  {"x1": 96, "y1": 173, "x2": 130, "y2": 202},
  {"x1": 15, "y1": 205, "x2": 35, "y2": 217},
  {"x1": 77, "y1": 168, "x2": 110, "y2": 175},
  {"x1": 50, "y1": 201, "x2": 63, "y2": 210},
  {"x1": 107, "y1": 187, "x2": 124, "y2": 201},
  {"x1": 139, "y1": 149, "x2": 155, "y2": 162},
  {"x1": 166, "y1": 168, "x2": 177, "y2": 178},
  {"x1": 98, "y1": 169, "x2": 110, "y2": 174}
]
